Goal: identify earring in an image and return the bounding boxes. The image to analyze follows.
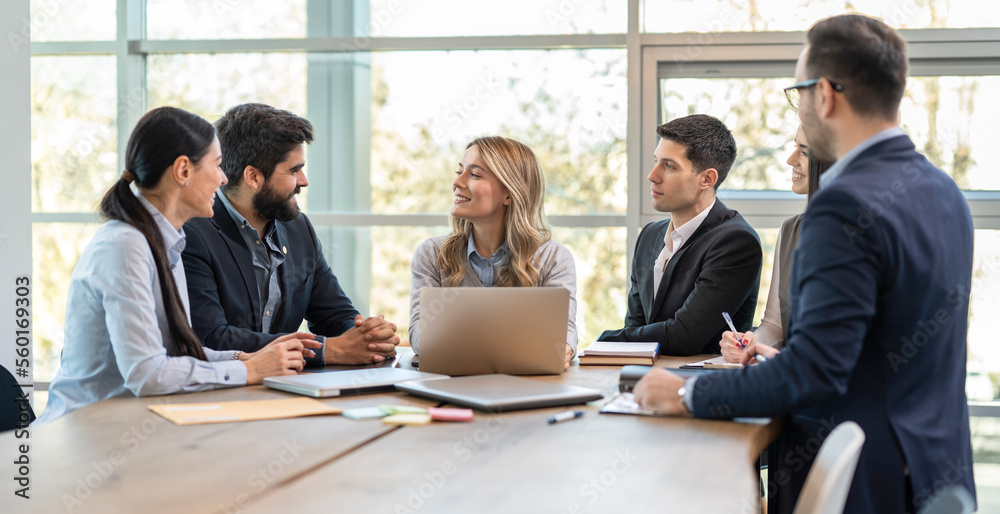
[183,181,189,187]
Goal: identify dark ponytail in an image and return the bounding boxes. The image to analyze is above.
[99,106,215,360]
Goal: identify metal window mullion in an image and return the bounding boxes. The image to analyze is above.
[638,27,1000,49]
[135,34,626,54]
[116,0,146,173]
[306,0,373,312]
[625,0,642,276]
[30,41,116,55]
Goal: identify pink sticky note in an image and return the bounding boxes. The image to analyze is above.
[428,407,474,422]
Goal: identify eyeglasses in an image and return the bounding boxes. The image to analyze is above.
[783,78,845,111]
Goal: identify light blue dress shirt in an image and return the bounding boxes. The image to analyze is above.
[466,233,508,287]
[36,193,247,424]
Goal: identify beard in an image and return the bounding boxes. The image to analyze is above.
[799,101,837,163]
[252,181,301,222]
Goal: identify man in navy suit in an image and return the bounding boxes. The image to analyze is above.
[634,15,976,513]
[598,115,762,355]
[183,103,400,367]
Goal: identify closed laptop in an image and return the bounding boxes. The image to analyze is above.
[264,368,449,398]
[396,374,604,411]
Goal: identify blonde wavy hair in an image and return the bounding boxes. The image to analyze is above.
[438,136,551,287]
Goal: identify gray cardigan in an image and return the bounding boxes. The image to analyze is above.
[408,235,578,355]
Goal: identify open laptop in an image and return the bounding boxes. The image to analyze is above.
[396,374,604,412]
[263,368,448,398]
[418,287,570,375]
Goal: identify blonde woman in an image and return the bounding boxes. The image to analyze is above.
[408,136,577,369]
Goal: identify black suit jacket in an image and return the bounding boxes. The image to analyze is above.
[0,365,33,432]
[691,135,976,513]
[182,194,360,365]
[599,200,762,355]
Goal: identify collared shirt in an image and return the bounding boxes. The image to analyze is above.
[467,233,508,287]
[218,191,285,333]
[819,126,906,188]
[653,199,716,298]
[37,193,246,424]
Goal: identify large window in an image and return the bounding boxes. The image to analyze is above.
[370,49,627,215]
[146,0,307,39]
[643,0,1000,33]
[369,0,627,37]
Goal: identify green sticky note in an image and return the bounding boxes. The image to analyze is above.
[378,405,428,415]
[343,407,392,420]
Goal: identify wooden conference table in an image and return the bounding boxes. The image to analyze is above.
[10,351,780,513]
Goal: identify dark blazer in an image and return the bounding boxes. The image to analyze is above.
[599,200,762,355]
[182,194,360,365]
[690,135,976,513]
[0,365,33,432]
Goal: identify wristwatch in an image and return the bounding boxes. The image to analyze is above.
[677,384,692,414]
[232,351,243,361]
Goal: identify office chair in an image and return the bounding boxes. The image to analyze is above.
[917,485,975,514]
[792,420,866,514]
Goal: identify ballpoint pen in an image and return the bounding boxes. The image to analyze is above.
[548,410,585,424]
[721,312,748,349]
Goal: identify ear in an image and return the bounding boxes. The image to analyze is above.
[701,168,718,190]
[171,155,192,186]
[243,165,263,191]
[816,78,837,119]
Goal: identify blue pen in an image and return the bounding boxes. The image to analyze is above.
[722,312,747,349]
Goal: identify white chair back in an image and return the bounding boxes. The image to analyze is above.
[792,420,866,514]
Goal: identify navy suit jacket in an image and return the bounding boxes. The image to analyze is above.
[690,135,976,513]
[182,194,360,365]
[599,200,762,355]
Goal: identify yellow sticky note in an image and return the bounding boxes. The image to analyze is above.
[379,404,428,415]
[382,413,432,426]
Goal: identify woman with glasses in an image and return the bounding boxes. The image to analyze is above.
[718,125,833,362]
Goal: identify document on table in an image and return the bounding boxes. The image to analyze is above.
[680,355,743,369]
[599,393,769,425]
[149,397,342,426]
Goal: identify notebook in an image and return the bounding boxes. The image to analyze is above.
[417,287,570,375]
[263,368,449,398]
[396,374,604,412]
[578,341,660,366]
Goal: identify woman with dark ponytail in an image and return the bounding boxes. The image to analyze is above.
[37,107,320,423]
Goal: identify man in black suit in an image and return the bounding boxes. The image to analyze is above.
[634,15,976,513]
[599,114,762,355]
[183,103,399,366]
